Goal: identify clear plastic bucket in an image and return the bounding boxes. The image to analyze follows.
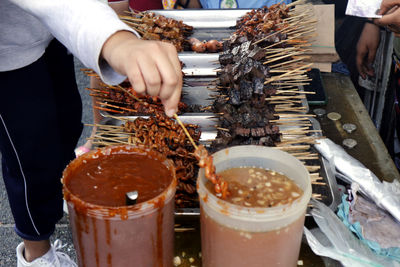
[197,145,311,267]
[62,145,176,267]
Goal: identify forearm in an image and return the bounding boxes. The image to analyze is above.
[10,0,138,85]
[101,30,139,76]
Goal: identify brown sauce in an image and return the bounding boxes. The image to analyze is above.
[63,147,175,267]
[206,166,303,208]
[65,152,172,206]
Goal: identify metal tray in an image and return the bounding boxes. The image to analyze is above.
[180,53,219,77]
[152,9,251,28]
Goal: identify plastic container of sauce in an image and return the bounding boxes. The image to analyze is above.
[197,145,311,267]
[62,145,176,267]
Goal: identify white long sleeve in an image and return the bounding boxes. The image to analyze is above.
[7,0,139,84]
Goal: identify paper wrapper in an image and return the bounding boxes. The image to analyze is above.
[346,0,382,19]
[314,138,400,222]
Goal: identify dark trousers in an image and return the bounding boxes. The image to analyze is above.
[0,39,83,240]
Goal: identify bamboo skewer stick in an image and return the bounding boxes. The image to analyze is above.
[275,145,311,151]
[174,114,198,150]
[263,51,305,65]
[93,106,125,114]
[276,90,315,94]
[266,95,306,101]
[274,122,312,126]
[264,63,313,85]
[270,100,303,104]
[269,56,311,69]
[276,113,316,117]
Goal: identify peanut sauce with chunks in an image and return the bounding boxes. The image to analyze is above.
[206,166,303,208]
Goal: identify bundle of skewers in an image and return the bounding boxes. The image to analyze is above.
[119,10,223,53]
[207,2,326,199]
[119,11,193,52]
[82,72,189,115]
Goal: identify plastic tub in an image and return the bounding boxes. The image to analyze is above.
[197,145,311,267]
[62,145,176,267]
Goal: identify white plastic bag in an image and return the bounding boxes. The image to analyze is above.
[304,199,400,267]
[346,0,382,18]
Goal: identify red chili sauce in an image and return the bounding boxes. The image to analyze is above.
[65,151,172,206]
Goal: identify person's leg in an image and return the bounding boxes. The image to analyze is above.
[0,39,82,262]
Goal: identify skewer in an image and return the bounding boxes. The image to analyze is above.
[270,100,302,104]
[269,56,311,69]
[276,90,315,94]
[117,85,142,102]
[275,107,307,112]
[263,51,304,65]
[274,122,312,126]
[276,113,316,117]
[96,101,138,113]
[276,138,319,146]
[253,27,288,45]
[266,95,306,100]
[85,123,120,128]
[305,165,321,172]
[92,135,131,145]
[93,106,125,114]
[275,145,310,151]
[312,182,327,186]
[216,127,230,132]
[264,63,313,85]
[173,114,198,150]
[270,118,310,122]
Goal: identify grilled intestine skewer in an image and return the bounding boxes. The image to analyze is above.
[174,114,229,199]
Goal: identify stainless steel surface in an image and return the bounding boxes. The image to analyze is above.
[180,53,219,77]
[152,9,251,28]
[309,117,338,210]
[125,190,138,205]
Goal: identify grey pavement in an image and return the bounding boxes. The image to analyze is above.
[0,58,91,266]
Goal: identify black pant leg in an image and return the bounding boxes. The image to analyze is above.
[0,40,83,240]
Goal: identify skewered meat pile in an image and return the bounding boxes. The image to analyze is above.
[88,82,188,115]
[234,4,289,40]
[211,6,290,150]
[211,4,315,150]
[120,11,224,53]
[119,12,193,52]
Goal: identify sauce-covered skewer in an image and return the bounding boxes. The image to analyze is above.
[173,114,229,198]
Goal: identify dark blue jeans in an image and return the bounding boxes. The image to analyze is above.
[0,39,83,240]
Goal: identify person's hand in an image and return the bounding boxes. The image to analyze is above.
[377,0,400,17]
[356,23,380,79]
[376,1,400,35]
[101,31,182,117]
